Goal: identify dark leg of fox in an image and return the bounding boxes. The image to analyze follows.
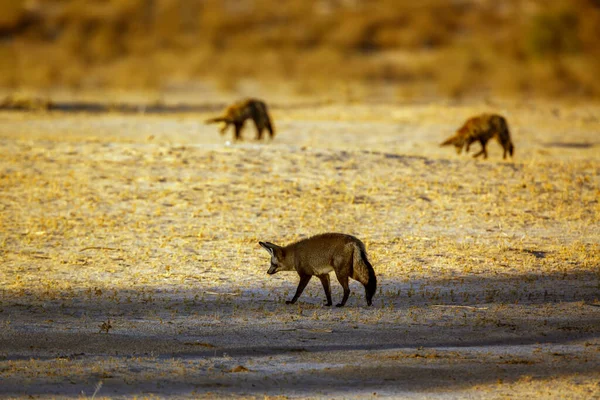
[266,119,274,139]
[473,139,488,158]
[252,118,264,140]
[234,122,244,141]
[335,273,350,307]
[503,142,513,159]
[287,274,311,304]
[318,274,333,306]
[220,123,229,135]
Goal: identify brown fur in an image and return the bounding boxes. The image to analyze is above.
[206,98,275,141]
[259,233,377,307]
[441,113,514,159]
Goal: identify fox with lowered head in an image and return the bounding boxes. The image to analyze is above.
[441,113,514,159]
[259,233,377,307]
[206,98,274,141]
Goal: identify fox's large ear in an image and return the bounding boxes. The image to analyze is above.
[259,241,278,255]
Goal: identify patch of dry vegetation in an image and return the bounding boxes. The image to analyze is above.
[0,0,599,99]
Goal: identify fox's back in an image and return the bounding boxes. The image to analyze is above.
[460,114,507,141]
[286,233,363,265]
[224,99,254,121]
[224,98,266,121]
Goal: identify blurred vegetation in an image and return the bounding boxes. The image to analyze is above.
[1,0,599,99]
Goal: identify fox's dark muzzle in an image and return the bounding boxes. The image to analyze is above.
[267,266,277,274]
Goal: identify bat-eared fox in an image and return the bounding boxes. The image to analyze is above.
[206,98,274,141]
[441,113,514,159]
[259,233,377,307]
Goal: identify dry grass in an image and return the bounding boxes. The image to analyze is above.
[0,98,599,397]
[1,0,600,100]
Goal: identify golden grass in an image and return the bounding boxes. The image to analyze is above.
[0,0,599,99]
[0,100,598,295]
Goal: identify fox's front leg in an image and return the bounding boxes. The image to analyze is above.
[474,146,488,158]
[287,274,311,304]
[219,122,229,135]
[473,139,488,158]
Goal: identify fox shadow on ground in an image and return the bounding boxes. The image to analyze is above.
[2,269,598,350]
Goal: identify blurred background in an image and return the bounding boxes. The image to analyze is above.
[1,0,599,101]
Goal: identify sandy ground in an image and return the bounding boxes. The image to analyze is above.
[0,98,599,398]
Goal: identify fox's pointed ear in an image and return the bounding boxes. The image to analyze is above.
[259,241,277,255]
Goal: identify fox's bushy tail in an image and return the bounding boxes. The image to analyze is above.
[499,117,514,157]
[352,242,377,306]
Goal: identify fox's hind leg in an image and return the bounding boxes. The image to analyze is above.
[318,275,333,306]
[287,274,311,305]
[234,122,244,141]
[266,118,275,139]
[334,273,350,307]
[252,118,265,140]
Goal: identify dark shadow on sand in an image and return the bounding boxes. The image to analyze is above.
[544,142,596,149]
[1,269,598,396]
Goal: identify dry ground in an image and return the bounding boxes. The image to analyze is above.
[0,98,599,398]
